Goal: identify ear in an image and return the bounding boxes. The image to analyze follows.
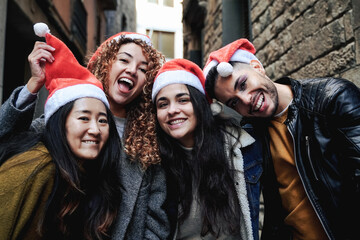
[249,60,266,75]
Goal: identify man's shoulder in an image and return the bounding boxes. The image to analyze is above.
[299,77,358,97]
[282,77,357,100]
[287,76,354,89]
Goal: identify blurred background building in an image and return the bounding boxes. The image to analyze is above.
[136,0,183,61]
[0,0,124,116]
[1,0,359,113]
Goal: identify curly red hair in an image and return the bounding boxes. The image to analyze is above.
[87,37,165,169]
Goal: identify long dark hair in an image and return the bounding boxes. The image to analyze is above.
[156,85,241,237]
[0,100,121,240]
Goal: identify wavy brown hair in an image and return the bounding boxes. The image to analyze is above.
[87,37,165,169]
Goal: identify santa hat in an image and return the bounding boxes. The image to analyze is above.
[203,38,262,78]
[152,59,208,102]
[87,31,152,68]
[33,23,109,123]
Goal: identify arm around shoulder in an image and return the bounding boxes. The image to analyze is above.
[0,86,41,138]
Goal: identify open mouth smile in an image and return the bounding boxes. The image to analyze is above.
[118,78,134,91]
[254,94,264,111]
[251,92,264,113]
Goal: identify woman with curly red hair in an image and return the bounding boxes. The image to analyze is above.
[0,29,169,239]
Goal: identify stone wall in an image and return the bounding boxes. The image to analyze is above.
[251,0,360,85]
[203,0,223,65]
[199,0,360,85]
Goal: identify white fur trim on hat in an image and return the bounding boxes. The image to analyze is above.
[44,84,109,123]
[113,33,152,46]
[203,59,218,78]
[152,70,205,101]
[230,49,262,66]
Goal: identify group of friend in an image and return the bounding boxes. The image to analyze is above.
[0,22,359,240]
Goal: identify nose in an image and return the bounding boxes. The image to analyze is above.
[126,62,137,76]
[236,92,252,105]
[88,120,100,135]
[168,103,180,115]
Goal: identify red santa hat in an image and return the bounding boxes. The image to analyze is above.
[203,38,262,78]
[152,59,209,102]
[87,31,152,68]
[33,23,109,123]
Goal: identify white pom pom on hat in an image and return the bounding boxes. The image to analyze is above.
[33,22,50,37]
[203,38,262,78]
[216,62,233,78]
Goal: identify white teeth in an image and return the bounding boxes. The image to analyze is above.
[83,141,98,144]
[119,78,134,87]
[254,95,264,111]
[169,119,185,125]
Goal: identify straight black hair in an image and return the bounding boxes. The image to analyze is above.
[157,85,241,237]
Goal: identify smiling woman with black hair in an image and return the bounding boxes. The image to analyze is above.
[152,59,262,240]
[0,25,121,240]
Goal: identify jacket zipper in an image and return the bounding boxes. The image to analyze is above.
[287,126,332,239]
[305,136,319,181]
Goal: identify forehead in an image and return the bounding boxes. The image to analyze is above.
[213,63,252,98]
[117,43,147,60]
[157,84,189,99]
[72,98,106,111]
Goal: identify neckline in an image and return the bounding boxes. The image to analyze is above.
[274,99,293,118]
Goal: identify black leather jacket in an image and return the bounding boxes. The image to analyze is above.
[256,77,360,240]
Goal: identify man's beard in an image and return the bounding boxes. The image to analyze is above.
[266,79,279,118]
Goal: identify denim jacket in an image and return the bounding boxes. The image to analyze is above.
[237,123,263,240]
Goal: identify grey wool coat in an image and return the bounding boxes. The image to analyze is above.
[0,86,170,239]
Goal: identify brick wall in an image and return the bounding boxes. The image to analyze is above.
[203,0,223,65]
[251,0,360,85]
[199,0,360,85]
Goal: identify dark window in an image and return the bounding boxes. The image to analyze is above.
[71,0,87,51]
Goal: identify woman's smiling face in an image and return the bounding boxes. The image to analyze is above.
[156,84,197,148]
[107,43,148,110]
[65,98,109,160]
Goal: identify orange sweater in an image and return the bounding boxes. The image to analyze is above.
[269,112,327,240]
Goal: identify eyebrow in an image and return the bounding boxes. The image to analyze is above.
[156,93,189,103]
[118,51,148,66]
[118,51,132,58]
[75,110,108,117]
[234,77,240,91]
